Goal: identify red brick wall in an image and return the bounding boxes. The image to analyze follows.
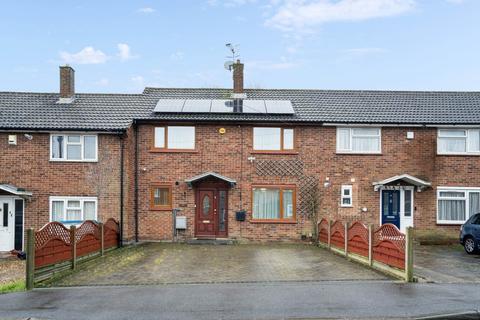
[136,124,480,241]
[0,132,123,243]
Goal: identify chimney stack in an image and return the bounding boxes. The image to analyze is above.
[59,65,75,103]
[233,59,244,94]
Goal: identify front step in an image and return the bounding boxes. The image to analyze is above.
[186,238,234,245]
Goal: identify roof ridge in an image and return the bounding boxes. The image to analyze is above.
[0,91,144,96]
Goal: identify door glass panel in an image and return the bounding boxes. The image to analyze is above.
[202,195,211,216]
[382,192,389,216]
[2,203,8,227]
[218,191,226,232]
[404,190,412,217]
[392,192,399,215]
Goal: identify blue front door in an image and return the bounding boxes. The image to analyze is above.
[382,190,400,228]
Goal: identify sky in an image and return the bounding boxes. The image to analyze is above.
[0,0,479,93]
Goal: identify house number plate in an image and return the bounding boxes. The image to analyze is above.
[203,220,210,223]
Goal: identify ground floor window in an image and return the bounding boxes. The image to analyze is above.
[50,197,97,224]
[437,188,480,224]
[252,185,295,220]
[150,185,172,210]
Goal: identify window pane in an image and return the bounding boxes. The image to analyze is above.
[67,135,81,143]
[438,138,466,153]
[153,188,170,206]
[154,127,165,148]
[404,190,412,217]
[51,135,64,159]
[67,200,81,208]
[253,188,280,219]
[283,190,294,218]
[283,129,294,150]
[337,128,350,150]
[352,137,380,152]
[342,197,351,205]
[84,136,97,160]
[352,128,379,136]
[439,191,465,198]
[439,129,466,137]
[468,130,480,152]
[52,201,64,222]
[67,145,81,160]
[469,192,480,217]
[253,128,281,150]
[343,188,350,196]
[167,126,195,149]
[84,201,96,220]
[438,199,465,221]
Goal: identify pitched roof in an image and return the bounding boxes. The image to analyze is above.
[1,88,480,132]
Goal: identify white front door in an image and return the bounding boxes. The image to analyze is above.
[0,198,14,251]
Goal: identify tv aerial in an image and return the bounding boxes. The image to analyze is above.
[225,43,239,71]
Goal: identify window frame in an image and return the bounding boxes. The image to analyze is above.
[340,185,353,207]
[149,184,173,211]
[50,133,98,162]
[252,127,296,153]
[152,126,196,152]
[437,187,480,224]
[49,196,98,224]
[251,184,297,223]
[336,127,382,154]
[437,129,480,155]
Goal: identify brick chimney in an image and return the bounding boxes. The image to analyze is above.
[233,59,244,94]
[58,65,75,103]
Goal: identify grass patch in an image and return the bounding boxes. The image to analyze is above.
[0,280,25,294]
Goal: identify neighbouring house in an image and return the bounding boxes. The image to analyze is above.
[1,62,480,250]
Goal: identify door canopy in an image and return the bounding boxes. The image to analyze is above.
[0,184,32,196]
[185,172,236,188]
[373,174,431,192]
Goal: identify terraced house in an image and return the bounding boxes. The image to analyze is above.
[1,62,480,251]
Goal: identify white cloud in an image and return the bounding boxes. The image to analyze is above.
[137,7,155,13]
[170,51,184,61]
[117,43,137,61]
[343,47,387,55]
[207,0,257,7]
[265,0,416,32]
[60,47,109,64]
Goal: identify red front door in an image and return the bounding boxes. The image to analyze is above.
[196,189,216,237]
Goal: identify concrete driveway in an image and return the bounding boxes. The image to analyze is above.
[48,243,387,287]
[415,244,480,283]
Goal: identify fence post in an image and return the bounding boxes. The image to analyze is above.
[327,220,332,250]
[405,227,414,282]
[70,225,77,270]
[368,224,374,267]
[25,228,35,290]
[344,222,349,257]
[100,223,105,256]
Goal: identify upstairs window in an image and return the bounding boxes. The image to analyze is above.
[51,134,97,161]
[253,127,294,151]
[154,126,195,150]
[340,185,353,207]
[50,197,97,224]
[437,129,480,155]
[337,128,381,154]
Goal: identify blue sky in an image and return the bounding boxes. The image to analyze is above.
[0,0,479,93]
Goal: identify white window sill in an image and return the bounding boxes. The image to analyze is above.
[336,151,382,155]
[340,204,353,208]
[50,159,98,163]
[437,152,480,156]
[436,220,465,225]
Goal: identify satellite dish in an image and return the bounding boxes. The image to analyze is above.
[224,61,234,71]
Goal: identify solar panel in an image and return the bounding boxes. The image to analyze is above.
[182,99,211,113]
[210,99,234,113]
[242,100,266,114]
[153,99,185,112]
[265,100,295,114]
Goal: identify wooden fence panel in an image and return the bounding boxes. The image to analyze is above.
[330,220,345,250]
[373,224,406,270]
[318,218,329,245]
[347,221,369,258]
[104,218,119,249]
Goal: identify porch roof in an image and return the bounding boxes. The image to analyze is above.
[372,174,431,192]
[0,184,33,196]
[185,172,236,188]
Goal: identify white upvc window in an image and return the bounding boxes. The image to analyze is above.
[336,127,381,154]
[49,196,98,224]
[50,134,98,162]
[154,126,195,150]
[437,187,480,224]
[340,185,353,207]
[437,129,480,155]
[253,127,294,151]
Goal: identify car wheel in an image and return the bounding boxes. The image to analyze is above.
[464,237,476,254]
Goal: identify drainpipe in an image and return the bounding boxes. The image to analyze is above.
[119,134,124,247]
[134,121,139,242]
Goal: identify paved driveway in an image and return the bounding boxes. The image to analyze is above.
[49,243,387,286]
[415,244,480,283]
